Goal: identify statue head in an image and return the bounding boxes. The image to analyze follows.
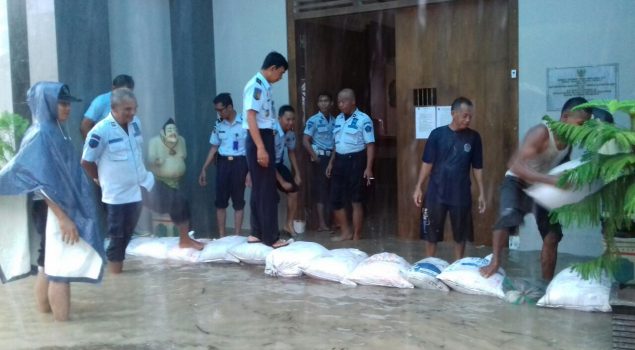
[162,118,178,143]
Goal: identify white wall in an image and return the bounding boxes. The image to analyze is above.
[0,0,12,113]
[26,0,58,84]
[517,0,635,256]
[108,0,176,139]
[213,0,289,231]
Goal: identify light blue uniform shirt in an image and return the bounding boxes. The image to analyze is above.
[242,72,275,129]
[209,113,247,156]
[81,114,155,204]
[303,112,335,151]
[84,91,112,122]
[274,121,296,164]
[333,108,375,155]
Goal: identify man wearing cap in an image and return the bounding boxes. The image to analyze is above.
[274,105,302,237]
[412,97,486,261]
[303,91,335,232]
[147,118,202,249]
[80,74,134,139]
[243,51,291,248]
[199,93,249,237]
[326,88,375,241]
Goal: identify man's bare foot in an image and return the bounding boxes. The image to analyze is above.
[247,235,262,243]
[331,233,352,242]
[109,261,123,274]
[272,239,291,249]
[179,237,204,250]
[479,261,499,278]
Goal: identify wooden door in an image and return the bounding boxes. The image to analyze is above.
[395,0,519,244]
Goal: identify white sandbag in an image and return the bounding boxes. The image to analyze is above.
[536,267,612,312]
[344,252,414,288]
[405,257,450,292]
[265,241,329,277]
[198,235,246,263]
[300,248,368,285]
[164,238,213,263]
[524,159,602,210]
[437,254,506,298]
[126,237,179,260]
[228,242,274,265]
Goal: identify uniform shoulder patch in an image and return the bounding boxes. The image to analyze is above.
[365,124,373,133]
[256,77,263,86]
[88,134,101,148]
[253,87,262,101]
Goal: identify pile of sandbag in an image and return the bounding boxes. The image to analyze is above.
[126,236,614,313]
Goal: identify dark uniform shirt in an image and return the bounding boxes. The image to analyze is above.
[422,126,483,207]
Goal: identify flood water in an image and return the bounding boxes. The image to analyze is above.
[0,231,611,349]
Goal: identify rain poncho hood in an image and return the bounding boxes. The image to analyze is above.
[0,81,104,283]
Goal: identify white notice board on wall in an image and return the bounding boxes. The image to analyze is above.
[547,64,618,111]
[415,106,452,139]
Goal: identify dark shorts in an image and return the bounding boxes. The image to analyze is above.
[421,201,473,243]
[143,180,189,224]
[311,155,331,204]
[493,175,563,241]
[215,155,248,210]
[106,201,143,262]
[330,150,367,210]
[276,163,299,193]
[32,199,48,267]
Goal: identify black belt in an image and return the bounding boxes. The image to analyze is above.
[218,155,245,161]
[335,150,365,159]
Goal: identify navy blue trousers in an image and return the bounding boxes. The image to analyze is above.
[246,130,279,246]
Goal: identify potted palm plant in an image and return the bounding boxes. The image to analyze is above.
[543,100,635,282]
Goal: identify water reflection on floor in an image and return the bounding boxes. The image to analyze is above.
[0,232,611,349]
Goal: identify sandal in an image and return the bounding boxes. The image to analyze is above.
[247,236,262,244]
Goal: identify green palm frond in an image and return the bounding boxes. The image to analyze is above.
[543,116,635,152]
[551,175,635,229]
[572,100,635,116]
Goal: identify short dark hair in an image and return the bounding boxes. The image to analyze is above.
[261,51,288,71]
[317,91,332,101]
[561,96,591,115]
[278,105,295,117]
[112,74,134,89]
[213,93,233,107]
[592,107,614,123]
[451,97,473,111]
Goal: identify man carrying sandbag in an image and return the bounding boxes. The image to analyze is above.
[480,97,592,281]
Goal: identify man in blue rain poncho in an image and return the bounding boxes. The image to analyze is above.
[0,82,105,321]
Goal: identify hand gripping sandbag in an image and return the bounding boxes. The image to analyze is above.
[524,159,602,210]
[536,267,612,312]
[265,241,329,277]
[405,257,450,292]
[300,248,368,285]
[344,252,414,288]
[437,254,506,298]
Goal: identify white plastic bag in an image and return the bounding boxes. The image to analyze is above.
[437,254,506,298]
[345,252,414,288]
[265,241,329,277]
[524,159,602,210]
[198,235,246,263]
[536,267,612,312]
[405,257,450,292]
[126,237,179,260]
[300,248,368,285]
[228,242,274,265]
